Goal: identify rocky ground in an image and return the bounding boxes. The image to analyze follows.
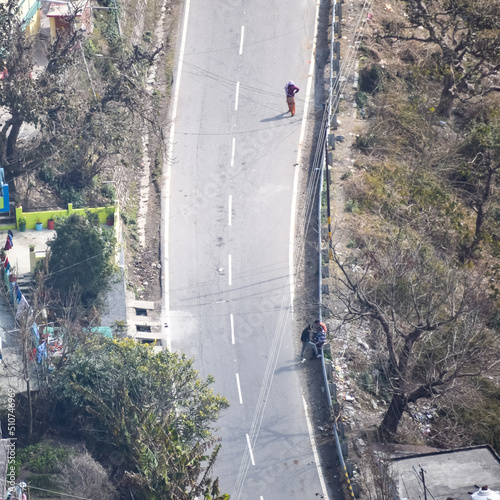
[119,0,182,304]
[289,1,380,498]
[313,2,454,496]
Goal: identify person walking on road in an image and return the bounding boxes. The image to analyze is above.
[300,325,321,362]
[284,81,300,116]
[311,319,327,356]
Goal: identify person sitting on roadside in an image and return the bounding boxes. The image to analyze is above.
[311,319,327,354]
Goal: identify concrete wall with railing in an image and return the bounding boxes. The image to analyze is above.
[15,203,116,230]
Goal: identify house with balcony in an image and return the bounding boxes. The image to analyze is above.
[46,0,92,42]
[1,0,92,41]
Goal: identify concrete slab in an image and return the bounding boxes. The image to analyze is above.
[131,331,162,340]
[130,300,157,310]
[128,317,161,326]
[99,270,127,329]
[392,446,500,500]
[0,292,36,399]
[0,229,55,275]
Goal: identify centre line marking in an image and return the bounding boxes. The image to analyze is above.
[228,194,232,226]
[236,373,243,404]
[234,82,240,111]
[260,497,264,500]
[239,26,245,55]
[230,137,236,167]
[245,434,255,466]
[228,254,232,285]
[230,313,235,344]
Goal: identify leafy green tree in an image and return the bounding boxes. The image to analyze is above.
[52,338,229,499]
[47,214,116,308]
[382,0,500,117]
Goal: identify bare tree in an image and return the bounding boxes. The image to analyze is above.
[361,449,397,500]
[380,0,500,117]
[450,117,500,259]
[0,0,162,182]
[0,0,84,166]
[59,450,119,500]
[329,228,498,438]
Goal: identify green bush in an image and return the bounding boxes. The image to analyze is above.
[59,187,86,208]
[84,38,101,58]
[355,132,378,153]
[17,443,70,474]
[95,12,121,52]
[345,200,360,214]
[355,91,369,109]
[100,182,116,201]
[28,474,62,498]
[38,166,57,185]
[357,371,374,393]
[359,64,385,93]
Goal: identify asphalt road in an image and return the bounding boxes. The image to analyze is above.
[163,0,327,498]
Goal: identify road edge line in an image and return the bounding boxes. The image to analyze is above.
[289,0,321,313]
[302,393,330,500]
[162,0,191,351]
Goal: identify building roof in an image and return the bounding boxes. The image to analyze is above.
[391,446,500,500]
[46,2,82,17]
[44,326,113,339]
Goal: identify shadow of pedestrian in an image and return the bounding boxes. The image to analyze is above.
[274,361,301,375]
[260,112,289,122]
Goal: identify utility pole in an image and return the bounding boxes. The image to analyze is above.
[20,317,33,439]
[413,464,429,500]
[420,466,427,500]
[325,135,332,247]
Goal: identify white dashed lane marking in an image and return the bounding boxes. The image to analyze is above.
[234,82,240,110]
[230,313,235,344]
[236,373,243,404]
[239,26,245,55]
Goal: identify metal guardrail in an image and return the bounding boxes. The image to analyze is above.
[317,0,357,497]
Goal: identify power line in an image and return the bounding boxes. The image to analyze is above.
[28,485,91,500]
